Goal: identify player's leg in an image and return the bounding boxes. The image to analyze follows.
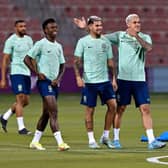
[16,85,31,135]
[44,95,70,151]
[0,85,29,133]
[37,79,69,151]
[99,81,117,148]
[0,94,29,133]
[139,104,166,149]
[44,95,59,132]
[112,80,132,148]
[8,75,31,134]
[105,99,116,130]
[81,84,100,149]
[0,103,16,132]
[99,99,117,149]
[30,98,48,150]
[134,81,166,149]
[15,93,31,134]
[114,105,126,136]
[85,106,100,148]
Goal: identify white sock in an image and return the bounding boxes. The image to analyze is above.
[102,130,110,138]
[146,129,155,144]
[3,108,13,120]
[17,117,25,130]
[54,131,64,145]
[113,128,120,141]
[31,130,43,143]
[88,131,96,144]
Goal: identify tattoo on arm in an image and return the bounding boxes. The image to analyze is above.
[135,35,152,52]
[108,59,116,80]
[74,57,82,78]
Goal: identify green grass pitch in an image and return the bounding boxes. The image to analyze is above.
[0,93,168,168]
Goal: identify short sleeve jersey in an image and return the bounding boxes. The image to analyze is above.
[27,38,65,81]
[74,34,113,83]
[3,34,33,75]
[105,31,152,81]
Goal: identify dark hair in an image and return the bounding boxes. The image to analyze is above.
[42,18,56,30]
[14,20,25,26]
[87,16,102,25]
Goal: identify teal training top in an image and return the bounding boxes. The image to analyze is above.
[3,34,33,76]
[27,38,65,81]
[105,31,152,81]
[74,34,113,83]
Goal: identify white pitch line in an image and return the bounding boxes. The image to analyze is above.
[147,156,168,165]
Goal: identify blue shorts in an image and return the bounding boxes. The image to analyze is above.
[116,79,150,107]
[37,79,58,98]
[10,74,31,95]
[81,81,116,107]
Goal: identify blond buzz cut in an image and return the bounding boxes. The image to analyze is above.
[125,14,139,24]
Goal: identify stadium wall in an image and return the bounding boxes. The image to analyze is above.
[1,67,168,93]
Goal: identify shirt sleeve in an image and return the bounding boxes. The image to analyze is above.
[144,34,152,45]
[74,39,84,58]
[104,31,120,45]
[27,41,41,60]
[59,45,65,64]
[106,39,113,59]
[29,37,34,48]
[3,38,13,55]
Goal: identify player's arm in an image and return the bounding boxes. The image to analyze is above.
[24,55,37,74]
[108,59,117,91]
[0,53,10,88]
[24,55,46,80]
[73,17,87,29]
[52,63,65,87]
[104,32,120,45]
[134,34,152,52]
[74,56,84,87]
[127,29,152,52]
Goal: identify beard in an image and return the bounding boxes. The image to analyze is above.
[18,31,26,37]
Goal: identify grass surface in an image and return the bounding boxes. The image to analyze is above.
[0,93,168,168]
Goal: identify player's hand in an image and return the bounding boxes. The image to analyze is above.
[51,79,59,87]
[76,76,85,87]
[37,73,46,80]
[73,17,87,29]
[112,79,118,92]
[0,79,7,88]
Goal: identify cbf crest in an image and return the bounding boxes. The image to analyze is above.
[101,43,107,52]
[48,85,53,93]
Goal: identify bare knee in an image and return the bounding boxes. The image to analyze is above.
[23,99,29,106]
[140,104,150,115]
[117,105,126,115]
[85,107,94,119]
[107,99,117,113]
[16,94,29,107]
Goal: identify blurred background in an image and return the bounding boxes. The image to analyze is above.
[0,0,168,93]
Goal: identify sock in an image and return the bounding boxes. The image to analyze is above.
[3,108,13,120]
[88,131,96,144]
[146,129,155,144]
[102,130,110,138]
[31,130,43,143]
[54,131,64,145]
[113,128,120,141]
[17,117,25,131]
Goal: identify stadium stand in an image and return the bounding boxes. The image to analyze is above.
[0,0,166,66]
